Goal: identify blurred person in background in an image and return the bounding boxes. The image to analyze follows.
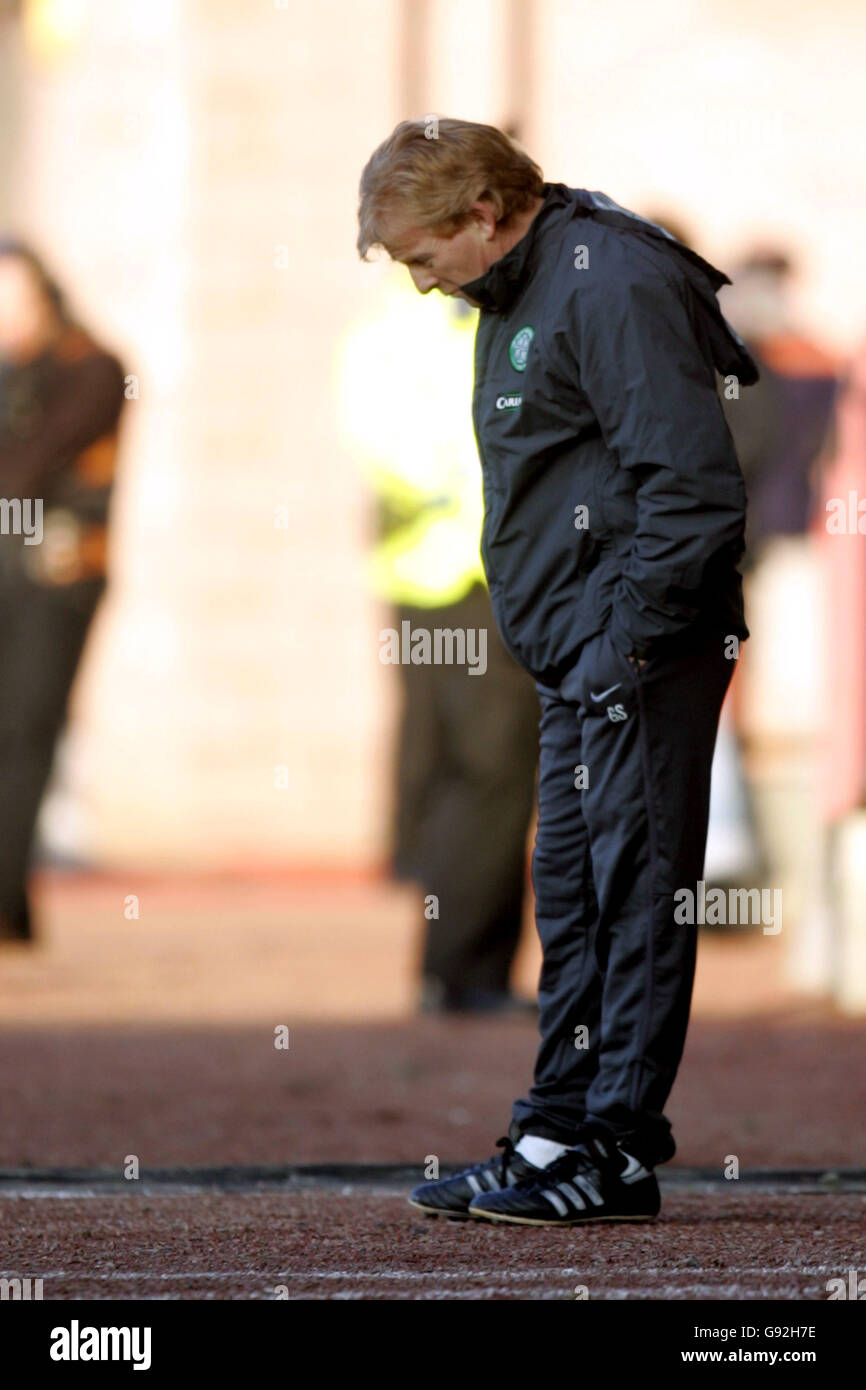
[717,251,838,915]
[814,338,866,1007]
[719,249,838,562]
[0,240,127,944]
[818,339,866,822]
[337,270,539,1016]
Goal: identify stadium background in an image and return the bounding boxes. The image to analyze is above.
[1,0,866,1302]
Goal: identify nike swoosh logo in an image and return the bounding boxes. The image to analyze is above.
[590,683,621,701]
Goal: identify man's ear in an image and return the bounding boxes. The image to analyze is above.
[469,199,499,239]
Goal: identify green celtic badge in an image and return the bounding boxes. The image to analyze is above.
[509,325,534,372]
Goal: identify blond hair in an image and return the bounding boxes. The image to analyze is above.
[357,118,544,259]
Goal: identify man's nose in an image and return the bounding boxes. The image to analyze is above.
[408,265,438,294]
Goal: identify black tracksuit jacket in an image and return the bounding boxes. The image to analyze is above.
[459,184,759,687]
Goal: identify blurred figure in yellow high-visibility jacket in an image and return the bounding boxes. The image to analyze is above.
[337,272,539,1015]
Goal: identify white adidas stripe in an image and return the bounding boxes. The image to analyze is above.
[559,1182,587,1211]
[541,1189,570,1217]
[573,1175,605,1206]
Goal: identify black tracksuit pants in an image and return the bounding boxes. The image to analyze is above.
[511,622,736,1166]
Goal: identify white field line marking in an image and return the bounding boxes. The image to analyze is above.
[0,1187,414,1198]
[0,1269,592,1283]
[602,1285,811,1300]
[0,1188,414,1201]
[321,1289,575,1301]
[20,1283,818,1302]
[0,1190,113,1200]
[324,1285,810,1300]
[1,1182,862,1198]
[37,1284,817,1302]
[0,1188,230,1200]
[2,1265,843,1283]
[319,1286,815,1301]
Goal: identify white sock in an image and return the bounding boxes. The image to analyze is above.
[514,1134,570,1169]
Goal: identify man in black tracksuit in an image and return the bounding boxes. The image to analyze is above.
[358,119,758,1225]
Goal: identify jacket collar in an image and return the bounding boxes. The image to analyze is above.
[459,182,572,313]
[459,182,759,384]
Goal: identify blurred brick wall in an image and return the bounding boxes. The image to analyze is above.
[17,0,402,867]
[9,0,866,868]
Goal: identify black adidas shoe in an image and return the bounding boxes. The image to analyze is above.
[408,1131,544,1219]
[468,1129,660,1226]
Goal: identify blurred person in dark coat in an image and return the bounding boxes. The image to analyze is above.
[0,241,127,943]
[712,250,838,895]
[719,249,838,564]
